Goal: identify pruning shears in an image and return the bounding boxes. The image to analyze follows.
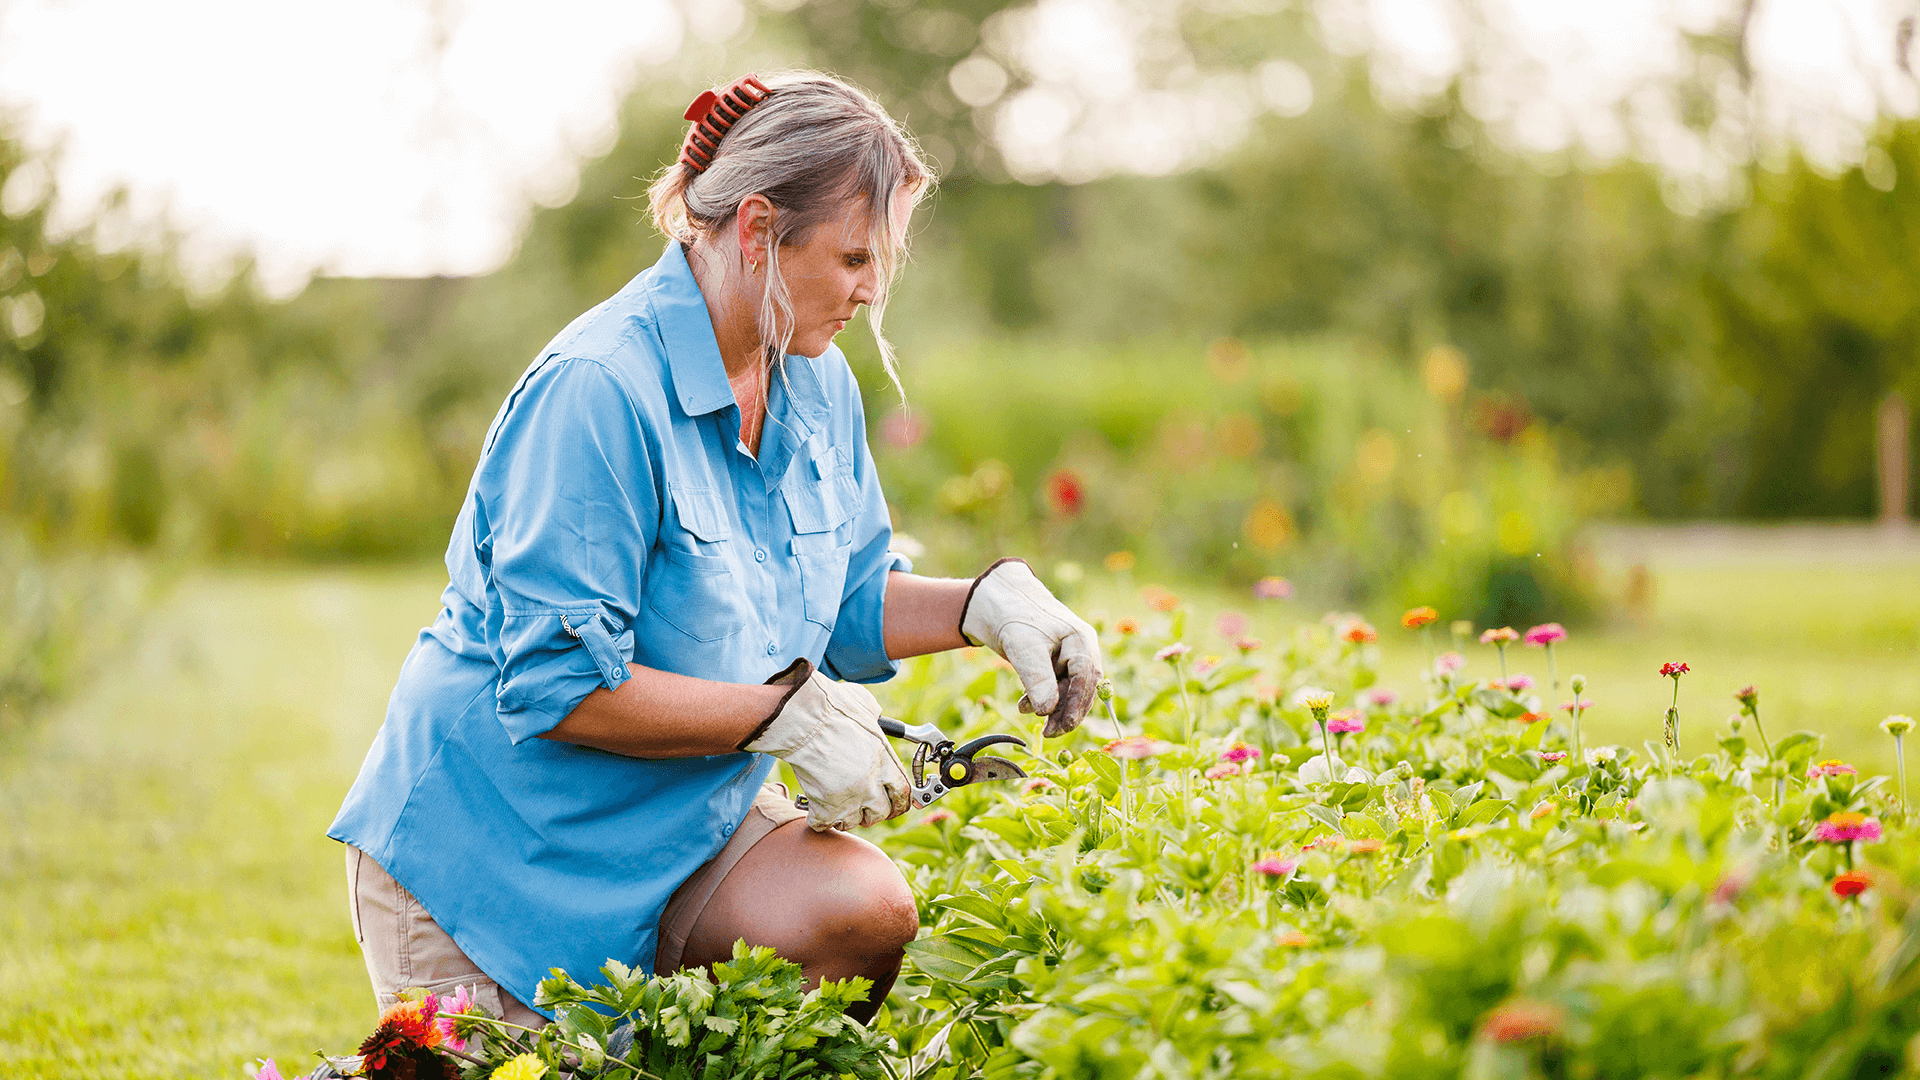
[879,717,1027,807]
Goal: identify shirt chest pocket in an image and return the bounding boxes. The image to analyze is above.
[784,445,861,631]
[646,482,753,643]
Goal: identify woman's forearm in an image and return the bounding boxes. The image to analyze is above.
[540,666,787,758]
[882,570,971,660]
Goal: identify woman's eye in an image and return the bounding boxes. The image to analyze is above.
[844,254,870,268]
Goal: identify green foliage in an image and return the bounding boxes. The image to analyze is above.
[868,602,1920,1079]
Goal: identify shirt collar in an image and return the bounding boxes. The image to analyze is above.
[646,240,835,429]
[647,241,736,418]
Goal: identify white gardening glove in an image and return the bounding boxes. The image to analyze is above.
[741,659,911,832]
[959,558,1105,738]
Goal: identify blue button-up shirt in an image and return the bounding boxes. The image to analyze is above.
[328,241,908,1013]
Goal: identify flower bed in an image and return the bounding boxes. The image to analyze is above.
[258,598,1920,1079]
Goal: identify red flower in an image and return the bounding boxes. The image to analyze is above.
[1659,661,1689,678]
[1480,1000,1564,1042]
[1045,469,1085,516]
[357,997,455,1079]
[1832,871,1871,898]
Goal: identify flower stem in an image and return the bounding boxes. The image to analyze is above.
[458,1016,662,1079]
[1174,656,1194,829]
[1546,644,1558,696]
[1318,717,1333,780]
[1496,643,1508,682]
[1748,702,1774,761]
[1898,734,1909,817]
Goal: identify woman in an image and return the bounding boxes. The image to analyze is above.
[328,71,1104,1029]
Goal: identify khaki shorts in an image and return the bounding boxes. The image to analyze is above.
[347,783,807,1026]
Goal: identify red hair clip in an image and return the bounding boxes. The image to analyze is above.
[679,74,773,173]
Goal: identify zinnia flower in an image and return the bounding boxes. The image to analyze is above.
[1141,585,1181,611]
[1045,469,1084,516]
[1339,618,1378,644]
[1252,576,1292,600]
[1251,857,1298,877]
[492,1054,549,1080]
[358,996,448,1075]
[1433,652,1465,674]
[434,984,477,1053]
[1883,715,1914,736]
[1104,735,1174,760]
[1216,612,1250,638]
[1560,698,1592,713]
[1498,673,1535,691]
[1807,760,1858,778]
[1480,627,1519,645]
[1529,800,1556,820]
[1523,623,1566,646]
[252,1061,286,1080]
[1659,661,1689,678]
[1274,929,1311,947]
[1234,636,1264,653]
[1104,550,1136,572]
[1365,689,1398,708]
[1154,643,1192,662]
[1735,685,1759,711]
[1293,687,1335,715]
[1348,838,1385,853]
[1220,742,1263,764]
[1402,606,1438,629]
[1814,812,1883,843]
[1204,763,1240,780]
[1115,618,1139,636]
[1326,711,1365,734]
[923,807,957,824]
[1517,711,1549,725]
[1540,751,1567,763]
[1832,870,1871,898]
[1020,777,1057,795]
[1480,1000,1564,1042]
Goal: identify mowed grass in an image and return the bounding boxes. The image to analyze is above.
[1,533,1916,1076]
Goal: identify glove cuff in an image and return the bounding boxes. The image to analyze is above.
[959,557,1027,646]
[737,657,814,751]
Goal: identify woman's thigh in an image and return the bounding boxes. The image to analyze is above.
[677,820,919,988]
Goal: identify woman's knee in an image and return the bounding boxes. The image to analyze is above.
[802,833,919,957]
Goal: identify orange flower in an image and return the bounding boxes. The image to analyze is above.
[1274,929,1311,947]
[1402,606,1438,629]
[1517,711,1549,725]
[1348,838,1385,854]
[1141,585,1181,612]
[1480,1000,1563,1042]
[1115,617,1139,636]
[1104,550,1137,572]
[1479,627,1519,645]
[1832,870,1871,898]
[1340,619,1378,644]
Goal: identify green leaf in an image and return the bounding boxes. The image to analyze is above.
[1303,802,1345,833]
[904,934,1003,983]
[1456,799,1512,827]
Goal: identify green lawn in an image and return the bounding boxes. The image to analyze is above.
[2,533,1916,1076]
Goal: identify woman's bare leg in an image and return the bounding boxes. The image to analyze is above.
[677,819,918,1023]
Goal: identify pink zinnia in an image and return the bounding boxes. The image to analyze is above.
[1020,777,1057,795]
[1365,688,1398,708]
[1659,661,1689,678]
[1814,813,1883,843]
[1155,643,1192,662]
[1807,760,1857,778]
[1216,612,1250,638]
[1560,698,1592,713]
[1480,627,1519,645]
[434,984,475,1053]
[1326,711,1365,734]
[1252,576,1292,600]
[1104,735,1174,760]
[1523,623,1566,647]
[1204,763,1240,780]
[923,807,957,824]
[1220,742,1263,764]
[1234,637,1264,653]
[1540,751,1567,763]
[1434,652,1466,674]
[252,1061,286,1080]
[1497,673,1535,691]
[1251,857,1297,877]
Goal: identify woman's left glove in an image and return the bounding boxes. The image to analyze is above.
[740,659,912,832]
[960,558,1105,738]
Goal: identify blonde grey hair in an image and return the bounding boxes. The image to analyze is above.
[649,71,934,392]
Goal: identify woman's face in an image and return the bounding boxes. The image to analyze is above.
[773,189,911,358]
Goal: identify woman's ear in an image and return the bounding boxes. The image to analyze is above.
[734,194,775,269]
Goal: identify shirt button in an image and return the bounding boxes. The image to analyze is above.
[755,549,766,562]
[721,822,734,837]
[767,642,778,655]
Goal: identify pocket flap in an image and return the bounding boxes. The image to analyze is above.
[668,482,733,542]
[783,474,859,534]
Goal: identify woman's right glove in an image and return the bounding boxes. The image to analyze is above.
[740,659,911,832]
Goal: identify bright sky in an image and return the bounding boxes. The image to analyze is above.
[0,0,1910,294]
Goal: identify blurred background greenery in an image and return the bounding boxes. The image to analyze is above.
[0,0,1915,684]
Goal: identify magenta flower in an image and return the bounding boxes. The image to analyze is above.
[1807,760,1858,778]
[1659,661,1689,678]
[1814,813,1883,843]
[1251,857,1298,877]
[252,1061,286,1080]
[1523,623,1567,646]
[1220,742,1263,764]
[1204,763,1240,780]
[1560,698,1592,713]
[1252,576,1292,600]
[1365,688,1398,708]
[1497,673,1535,691]
[1326,711,1365,734]
[1434,652,1466,674]
[1155,643,1192,662]
[1104,735,1174,760]
[1540,751,1567,763]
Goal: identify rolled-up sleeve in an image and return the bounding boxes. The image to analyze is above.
[821,421,909,685]
[473,358,656,743]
